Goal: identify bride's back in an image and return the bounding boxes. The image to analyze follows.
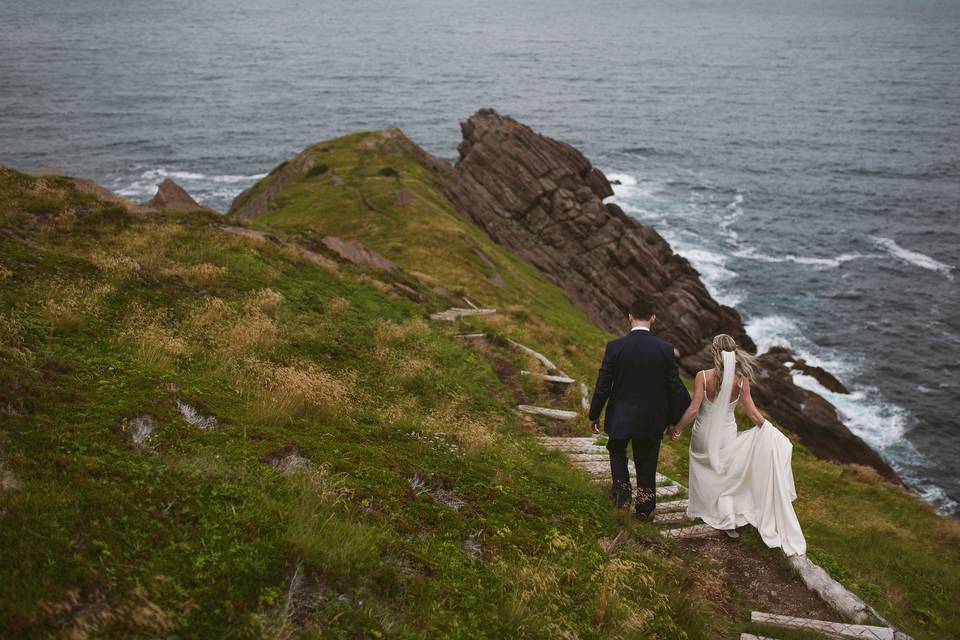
[701,368,743,404]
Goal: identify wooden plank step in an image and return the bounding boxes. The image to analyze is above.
[579,382,590,412]
[520,371,577,384]
[430,307,496,321]
[656,484,683,498]
[653,510,689,525]
[660,524,721,539]
[518,405,578,421]
[655,498,689,512]
[507,339,559,371]
[786,554,883,624]
[741,635,781,640]
[750,612,895,640]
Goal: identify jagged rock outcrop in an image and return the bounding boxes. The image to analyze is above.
[146,178,204,212]
[439,109,897,481]
[438,109,752,358]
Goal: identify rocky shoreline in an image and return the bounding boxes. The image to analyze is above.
[54,109,899,483]
[436,109,898,482]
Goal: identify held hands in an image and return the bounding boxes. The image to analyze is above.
[668,425,683,441]
[590,421,601,436]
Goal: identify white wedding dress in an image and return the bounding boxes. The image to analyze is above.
[687,350,806,556]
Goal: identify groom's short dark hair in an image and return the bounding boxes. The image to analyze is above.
[628,299,655,319]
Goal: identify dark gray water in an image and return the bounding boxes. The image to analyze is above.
[2,0,958,513]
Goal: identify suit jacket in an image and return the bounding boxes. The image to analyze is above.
[588,329,691,440]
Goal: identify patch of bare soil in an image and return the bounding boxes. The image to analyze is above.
[469,338,525,405]
[680,536,838,621]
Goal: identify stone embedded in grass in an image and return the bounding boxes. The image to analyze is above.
[268,446,314,475]
[409,473,466,511]
[126,414,156,447]
[175,399,218,431]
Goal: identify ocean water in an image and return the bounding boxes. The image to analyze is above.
[1,0,957,513]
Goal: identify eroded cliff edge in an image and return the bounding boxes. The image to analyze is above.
[438,109,896,481]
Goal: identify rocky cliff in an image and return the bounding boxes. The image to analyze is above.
[439,109,897,481]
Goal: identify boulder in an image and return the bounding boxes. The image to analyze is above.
[146,178,204,212]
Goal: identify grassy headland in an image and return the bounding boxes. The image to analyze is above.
[0,128,958,639]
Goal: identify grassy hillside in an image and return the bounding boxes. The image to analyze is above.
[1,134,958,640]
[0,169,717,638]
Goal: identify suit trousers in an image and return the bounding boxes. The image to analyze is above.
[606,435,661,515]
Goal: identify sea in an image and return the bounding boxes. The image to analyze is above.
[1,0,957,514]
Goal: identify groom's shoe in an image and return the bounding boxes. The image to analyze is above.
[635,509,655,522]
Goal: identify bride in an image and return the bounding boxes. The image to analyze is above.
[668,334,806,556]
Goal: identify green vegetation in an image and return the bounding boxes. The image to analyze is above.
[0,169,716,638]
[1,128,958,639]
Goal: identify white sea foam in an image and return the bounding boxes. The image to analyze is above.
[604,170,663,201]
[749,312,958,515]
[745,315,799,353]
[871,236,955,279]
[114,167,267,204]
[733,247,875,269]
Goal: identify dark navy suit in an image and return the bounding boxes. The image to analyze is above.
[588,328,691,514]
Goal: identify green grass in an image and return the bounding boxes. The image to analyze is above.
[0,169,725,638]
[3,132,959,640]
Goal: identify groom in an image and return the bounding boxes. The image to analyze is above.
[588,299,691,519]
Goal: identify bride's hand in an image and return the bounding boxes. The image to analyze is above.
[669,426,681,441]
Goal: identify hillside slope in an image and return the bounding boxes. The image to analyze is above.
[1,114,958,638]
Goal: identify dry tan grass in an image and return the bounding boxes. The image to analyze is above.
[36,585,175,640]
[594,558,657,634]
[0,313,23,349]
[121,303,189,368]
[0,264,12,280]
[423,397,498,450]
[88,251,142,283]
[244,287,284,313]
[373,318,431,356]
[183,296,232,342]
[240,358,351,423]
[162,262,227,288]
[326,296,350,316]
[505,560,578,640]
[108,223,182,271]
[43,279,114,331]
[222,311,279,355]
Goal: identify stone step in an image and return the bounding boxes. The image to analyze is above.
[741,635,781,640]
[660,524,721,539]
[750,612,895,640]
[517,405,578,421]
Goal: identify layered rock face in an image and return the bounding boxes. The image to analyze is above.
[438,109,751,359]
[440,109,897,481]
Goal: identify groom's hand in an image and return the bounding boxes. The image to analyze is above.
[590,421,600,436]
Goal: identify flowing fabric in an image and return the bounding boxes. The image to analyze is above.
[687,350,807,556]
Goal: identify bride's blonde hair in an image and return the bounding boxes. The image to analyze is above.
[712,334,759,383]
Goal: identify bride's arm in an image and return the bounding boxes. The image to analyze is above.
[669,372,704,439]
[739,378,766,427]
